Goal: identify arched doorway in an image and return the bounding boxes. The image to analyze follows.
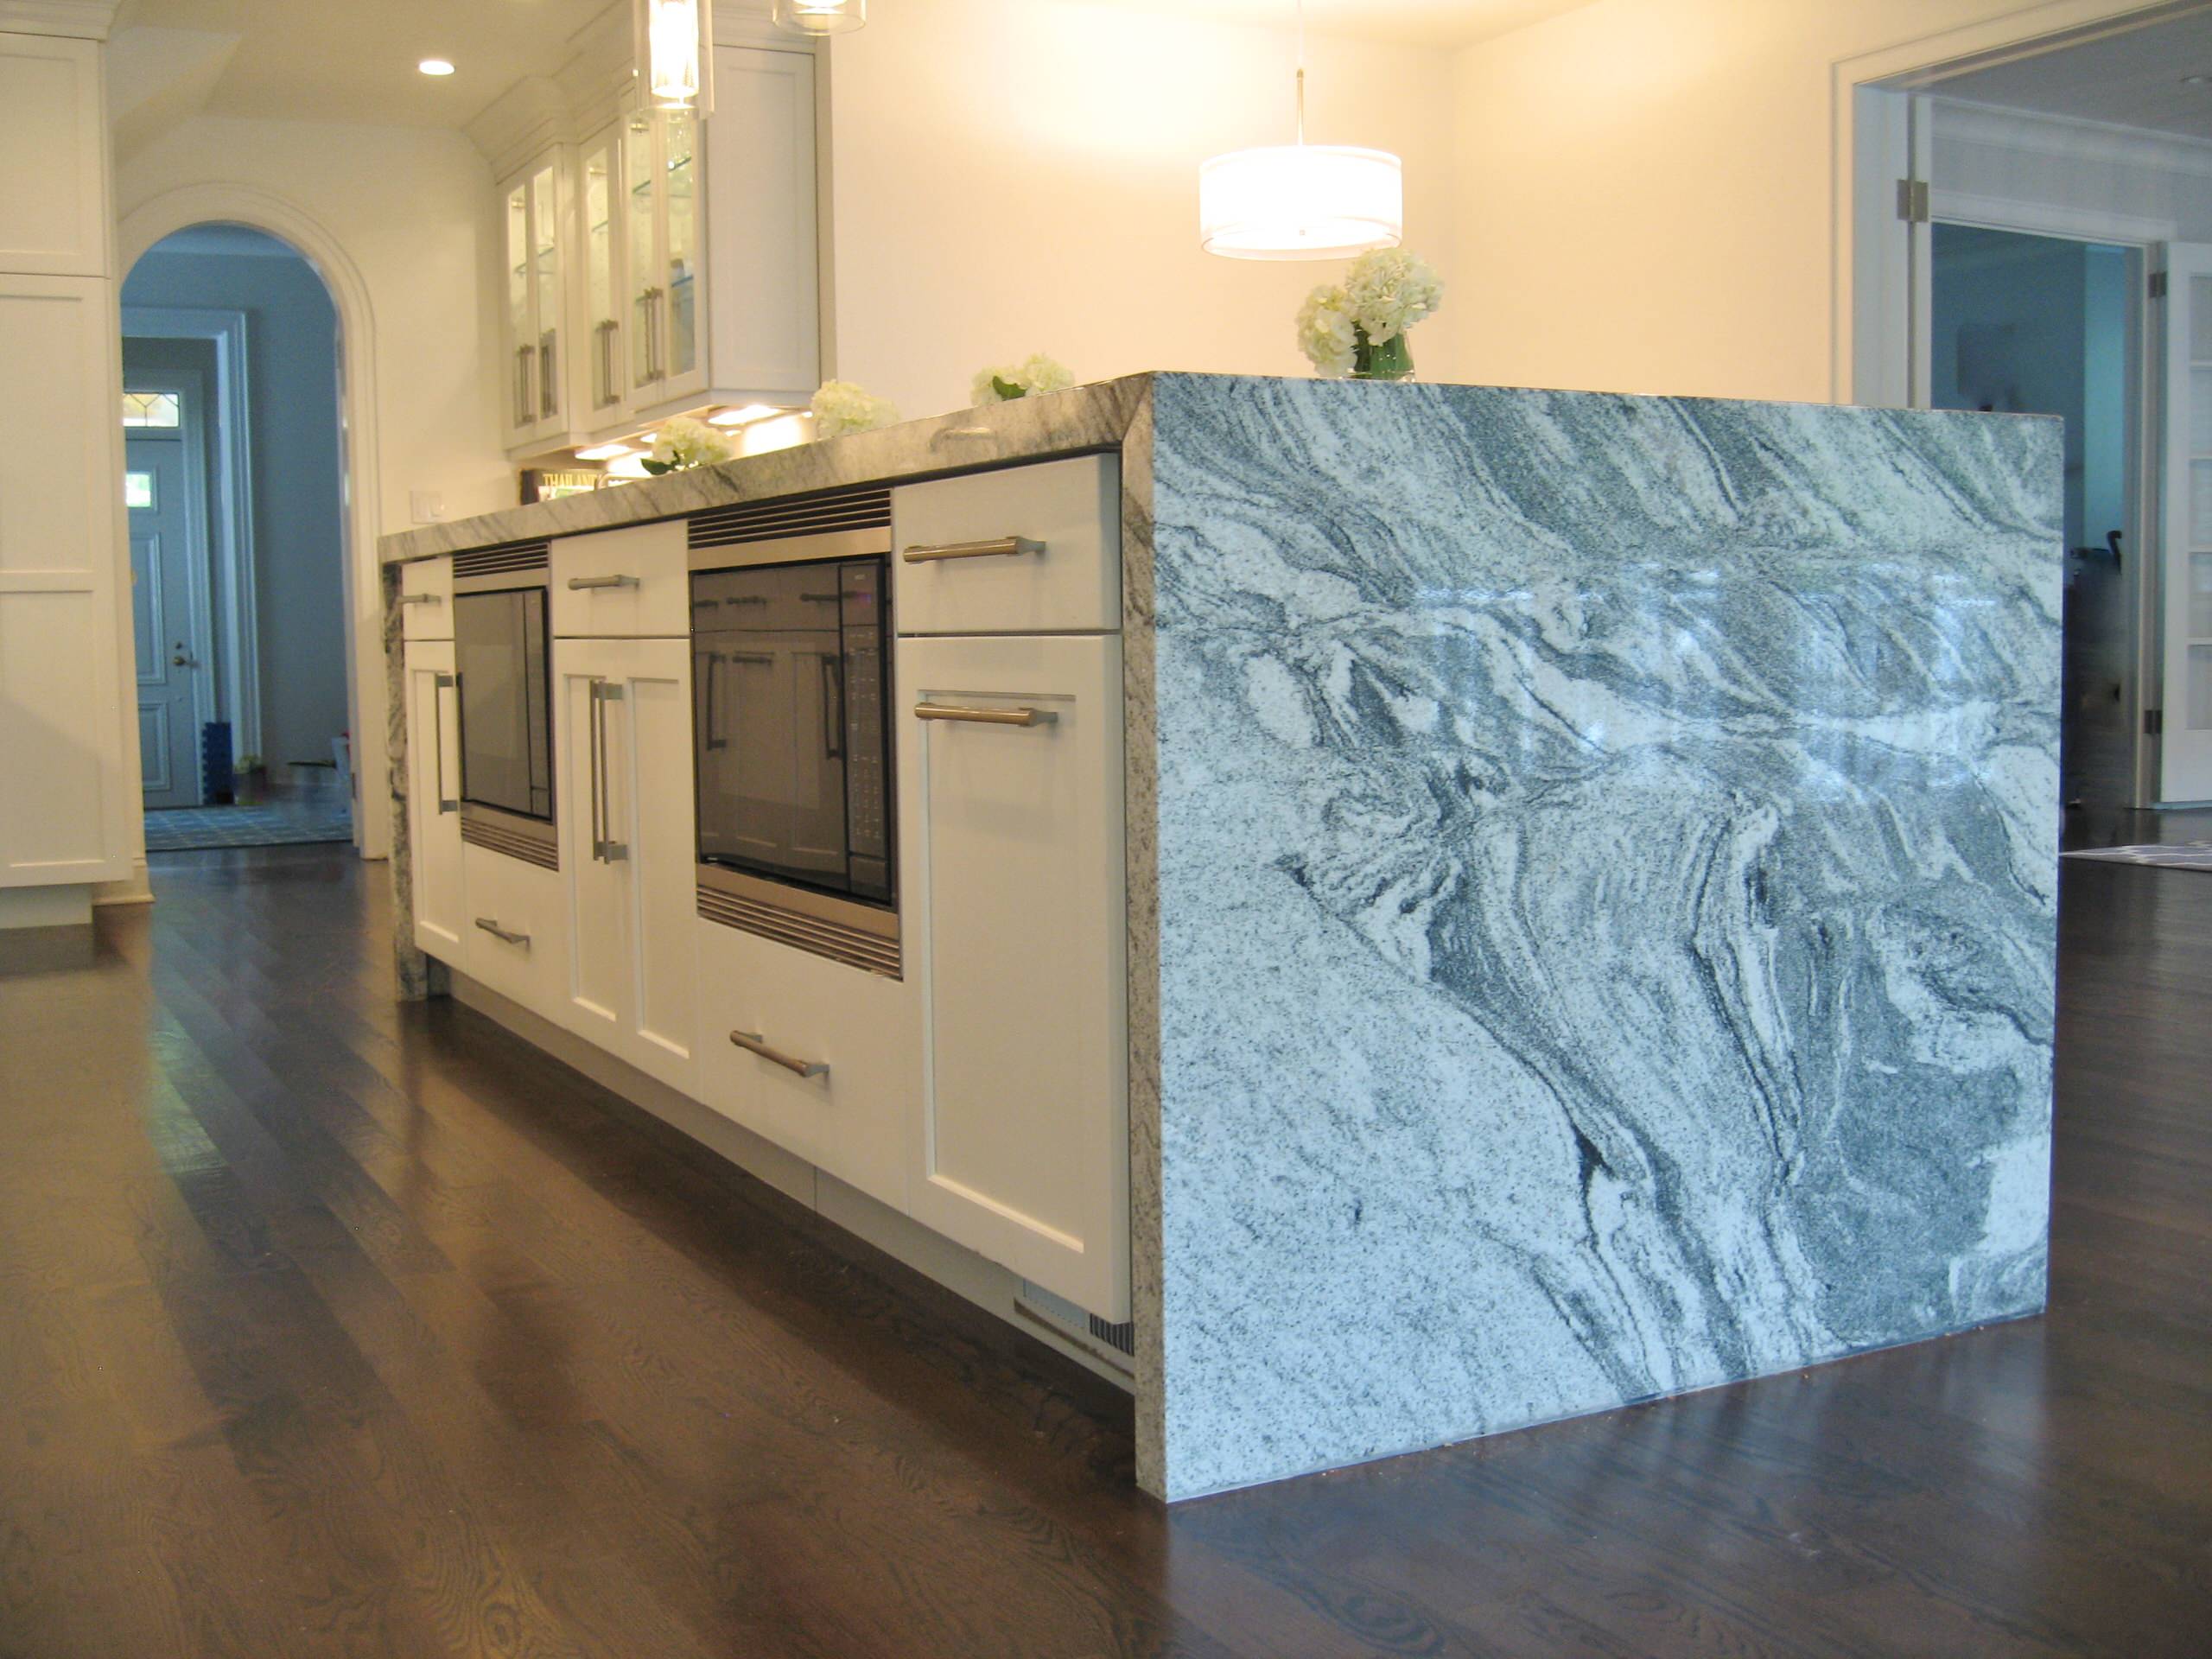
[118,188,389,861]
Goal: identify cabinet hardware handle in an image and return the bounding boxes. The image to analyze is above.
[594,318,619,409]
[474,918,531,947]
[432,671,459,812]
[914,702,1056,727]
[729,1029,828,1080]
[538,330,558,420]
[900,536,1045,564]
[700,651,726,752]
[397,593,443,607]
[588,679,629,863]
[567,574,640,591]
[516,345,536,429]
[821,655,844,761]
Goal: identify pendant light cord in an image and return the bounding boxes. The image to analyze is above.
[1295,0,1306,145]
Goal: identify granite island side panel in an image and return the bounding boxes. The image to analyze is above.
[1137,375,2060,1499]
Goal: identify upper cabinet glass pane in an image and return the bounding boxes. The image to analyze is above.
[531,163,561,420]
[664,107,698,379]
[121,391,180,428]
[586,135,619,407]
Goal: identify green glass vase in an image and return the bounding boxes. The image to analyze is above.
[1352,327,1414,383]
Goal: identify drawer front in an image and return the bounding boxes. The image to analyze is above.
[695,917,918,1212]
[461,842,569,1021]
[398,556,454,641]
[892,454,1120,636]
[550,520,689,638]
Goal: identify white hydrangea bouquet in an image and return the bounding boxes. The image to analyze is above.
[1296,248,1445,382]
[971,353,1074,406]
[810,380,900,439]
[640,415,734,474]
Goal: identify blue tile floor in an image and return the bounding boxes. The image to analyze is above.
[144,798,353,853]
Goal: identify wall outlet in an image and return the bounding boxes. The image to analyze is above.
[410,490,446,524]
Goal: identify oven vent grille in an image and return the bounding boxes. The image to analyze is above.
[453,539,551,577]
[689,487,892,550]
[461,816,559,872]
[697,885,901,979]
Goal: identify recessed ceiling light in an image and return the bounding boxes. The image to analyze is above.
[418,58,455,77]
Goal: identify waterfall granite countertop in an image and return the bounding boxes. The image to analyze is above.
[384,374,2063,1503]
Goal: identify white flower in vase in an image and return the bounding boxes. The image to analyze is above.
[971,353,1076,406]
[1296,285,1358,379]
[642,416,734,474]
[810,380,901,439]
[1298,249,1446,382]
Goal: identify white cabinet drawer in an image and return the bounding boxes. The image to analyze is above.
[550,520,689,638]
[892,454,1120,635]
[899,632,1128,1319]
[461,843,569,1022]
[695,918,919,1212]
[398,556,454,641]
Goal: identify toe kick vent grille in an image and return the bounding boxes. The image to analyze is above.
[697,885,901,978]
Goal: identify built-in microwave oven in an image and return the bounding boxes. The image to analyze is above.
[690,493,899,976]
[452,550,557,868]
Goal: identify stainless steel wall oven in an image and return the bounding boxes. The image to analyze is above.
[690,489,899,976]
[452,542,557,869]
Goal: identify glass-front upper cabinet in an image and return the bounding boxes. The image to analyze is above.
[499,149,567,448]
[580,123,625,417]
[626,104,708,410]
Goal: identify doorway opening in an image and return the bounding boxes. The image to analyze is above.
[122,223,356,851]
[1848,2,2212,810]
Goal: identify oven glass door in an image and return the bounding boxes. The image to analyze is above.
[454,587,554,822]
[693,556,890,903]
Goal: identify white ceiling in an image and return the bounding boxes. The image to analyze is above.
[115,0,618,128]
[1929,8,2212,142]
[1074,0,1600,49]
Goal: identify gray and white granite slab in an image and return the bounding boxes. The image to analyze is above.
[1137,374,2060,1498]
[383,371,2060,1504]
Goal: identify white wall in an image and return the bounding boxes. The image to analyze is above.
[822,0,1464,420]
[1441,0,2165,404]
[114,116,510,531]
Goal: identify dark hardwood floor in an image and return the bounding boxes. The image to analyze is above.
[1,830,2207,1658]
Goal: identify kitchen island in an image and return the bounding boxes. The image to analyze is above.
[382,373,2061,1501]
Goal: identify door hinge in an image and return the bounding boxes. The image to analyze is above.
[2146,708,2165,736]
[1897,179,1931,224]
[2151,270,2170,301]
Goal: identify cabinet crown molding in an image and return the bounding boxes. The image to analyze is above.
[0,0,120,39]
[467,74,573,176]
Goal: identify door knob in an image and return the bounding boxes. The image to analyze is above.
[170,643,197,668]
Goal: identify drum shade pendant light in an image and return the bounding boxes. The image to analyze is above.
[1199,1,1402,260]
[772,0,868,35]
[637,0,713,112]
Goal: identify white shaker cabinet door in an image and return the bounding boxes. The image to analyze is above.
[555,636,698,1095]
[403,639,466,957]
[899,632,1129,1320]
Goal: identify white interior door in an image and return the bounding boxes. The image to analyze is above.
[2156,242,2212,803]
[126,438,201,807]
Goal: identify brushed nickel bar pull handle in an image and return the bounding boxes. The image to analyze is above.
[397,592,442,607]
[432,671,459,813]
[474,918,531,948]
[568,574,640,591]
[914,702,1055,727]
[729,1030,828,1080]
[586,677,604,860]
[901,536,1044,563]
[593,680,628,862]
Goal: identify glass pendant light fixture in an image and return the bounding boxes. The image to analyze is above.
[772,0,868,36]
[637,0,713,113]
[1199,1,1402,260]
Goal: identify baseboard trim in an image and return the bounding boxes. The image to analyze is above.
[445,969,1135,1393]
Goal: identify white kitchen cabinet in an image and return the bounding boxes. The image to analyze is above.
[892,455,1122,636]
[403,639,466,958]
[899,632,1129,1319]
[0,33,107,278]
[695,914,918,1211]
[576,119,627,423]
[554,635,699,1095]
[622,45,818,420]
[398,556,453,642]
[462,842,569,1019]
[500,149,569,452]
[550,520,689,639]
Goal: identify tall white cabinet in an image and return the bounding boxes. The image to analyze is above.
[0,22,132,924]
